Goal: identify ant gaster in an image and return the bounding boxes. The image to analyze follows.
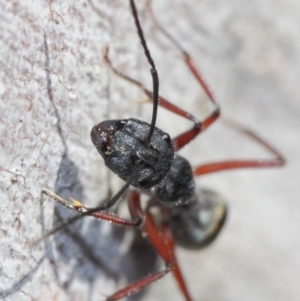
[40,0,285,300]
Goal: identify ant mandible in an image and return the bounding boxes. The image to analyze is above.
[40,0,285,300]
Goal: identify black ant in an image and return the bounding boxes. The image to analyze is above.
[40,0,285,300]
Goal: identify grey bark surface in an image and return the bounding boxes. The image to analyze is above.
[1,1,299,301]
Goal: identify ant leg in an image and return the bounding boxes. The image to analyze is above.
[146,0,217,107]
[159,221,193,301]
[41,189,141,226]
[105,191,193,301]
[146,0,220,149]
[193,119,285,176]
[34,188,143,244]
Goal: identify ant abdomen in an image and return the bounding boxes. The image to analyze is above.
[169,189,227,249]
[91,118,174,189]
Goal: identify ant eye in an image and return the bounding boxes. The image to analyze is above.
[162,133,171,144]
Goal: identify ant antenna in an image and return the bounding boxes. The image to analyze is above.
[129,0,159,142]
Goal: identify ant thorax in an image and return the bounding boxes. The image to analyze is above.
[155,155,196,207]
[91,118,174,189]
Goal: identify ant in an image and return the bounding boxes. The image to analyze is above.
[40,0,285,300]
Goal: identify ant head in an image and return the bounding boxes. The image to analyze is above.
[91,118,174,189]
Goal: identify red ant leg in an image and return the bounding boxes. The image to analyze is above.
[105,191,193,301]
[106,268,171,301]
[173,107,219,151]
[146,0,216,104]
[41,189,141,226]
[35,189,145,244]
[193,119,285,176]
[146,1,220,150]
[160,221,193,301]
[34,190,144,245]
